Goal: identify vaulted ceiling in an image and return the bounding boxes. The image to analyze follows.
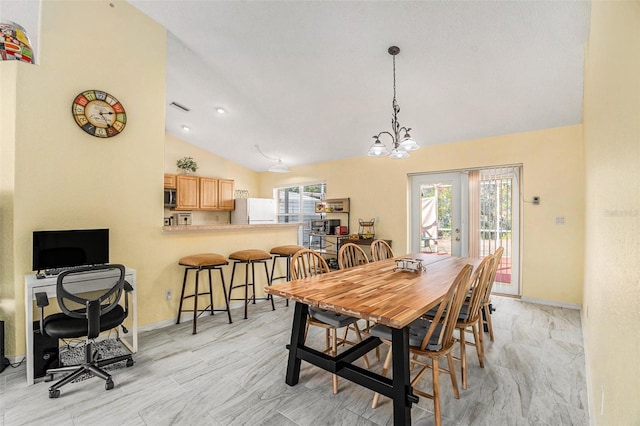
[128,1,591,172]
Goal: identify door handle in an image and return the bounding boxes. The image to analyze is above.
[455,237,460,241]
[455,228,460,233]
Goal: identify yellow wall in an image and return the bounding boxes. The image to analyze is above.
[260,125,585,305]
[582,1,640,423]
[0,0,297,358]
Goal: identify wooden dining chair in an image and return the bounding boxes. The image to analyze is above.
[290,249,370,394]
[454,254,495,389]
[337,243,369,269]
[338,242,379,356]
[481,246,504,342]
[370,239,394,262]
[370,264,474,426]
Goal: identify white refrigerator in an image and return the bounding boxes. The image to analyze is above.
[231,198,277,225]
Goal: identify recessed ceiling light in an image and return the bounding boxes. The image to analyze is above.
[181,125,190,132]
[216,108,226,114]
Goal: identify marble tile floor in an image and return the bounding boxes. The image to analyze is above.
[0,295,589,425]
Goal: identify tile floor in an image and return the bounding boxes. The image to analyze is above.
[0,295,589,425]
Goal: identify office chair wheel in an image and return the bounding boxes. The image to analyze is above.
[105,379,114,390]
[49,389,60,398]
[126,358,134,367]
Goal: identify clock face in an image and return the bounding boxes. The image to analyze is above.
[72,90,126,138]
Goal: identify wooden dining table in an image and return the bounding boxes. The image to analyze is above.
[265,253,480,425]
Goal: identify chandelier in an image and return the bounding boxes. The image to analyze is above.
[367,46,419,159]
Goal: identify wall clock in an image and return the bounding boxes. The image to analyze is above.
[71,90,126,138]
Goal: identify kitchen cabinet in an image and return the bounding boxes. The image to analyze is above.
[199,177,219,210]
[174,176,235,211]
[218,179,235,210]
[164,174,176,189]
[175,175,199,210]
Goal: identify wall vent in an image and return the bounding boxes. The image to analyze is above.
[170,102,190,112]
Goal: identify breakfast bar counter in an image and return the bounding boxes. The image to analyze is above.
[162,222,303,234]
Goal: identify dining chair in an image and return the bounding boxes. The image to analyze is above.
[370,239,394,262]
[337,242,379,358]
[454,254,495,389]
[370,264,474,426]
[482,246,504,342]
[290,249,370,394]
[337,242,369,269]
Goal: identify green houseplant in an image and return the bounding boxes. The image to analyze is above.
[177,156,198,173]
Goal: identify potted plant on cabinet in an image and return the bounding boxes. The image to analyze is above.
[177,156,198,174]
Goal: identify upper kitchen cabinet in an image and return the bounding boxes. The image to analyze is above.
[218,179,235,210]
[174,176,235,211]
[175,175,199,210]
[164,173,176,189]
[200,178,235,211]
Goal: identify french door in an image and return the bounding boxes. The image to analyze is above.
[410,167,521,296]
[475,167,520,295]
[410,172,468,256]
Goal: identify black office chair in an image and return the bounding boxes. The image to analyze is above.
[36,264,134,398]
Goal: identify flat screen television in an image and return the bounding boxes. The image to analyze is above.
[32,229,109,272]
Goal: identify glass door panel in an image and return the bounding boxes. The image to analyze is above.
[410,173,467,256]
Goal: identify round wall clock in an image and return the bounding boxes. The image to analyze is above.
[71,90,127,138]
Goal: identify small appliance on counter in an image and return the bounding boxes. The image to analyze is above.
[311,219,341,235]
[173,212,192,226]
[231,198,276,225]
[163,216,174,226]
[334,225,349,235]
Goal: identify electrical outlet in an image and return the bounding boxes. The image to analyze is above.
[165,289,173,300]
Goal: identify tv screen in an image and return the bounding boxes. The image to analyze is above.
[32,229,109,272]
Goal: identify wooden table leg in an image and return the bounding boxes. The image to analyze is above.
[391,326,412,425]
[285,302,308,386]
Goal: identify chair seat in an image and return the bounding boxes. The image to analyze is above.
[229,249,271,262]
[270,245,304,256]
[179,253,228,267]
[370,318,443,351]
[309,306,359,328]
[425,303,469,321]
[44,305,126,339]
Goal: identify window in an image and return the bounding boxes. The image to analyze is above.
[275,182,326,247]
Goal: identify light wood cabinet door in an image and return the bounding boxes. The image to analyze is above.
[218,179,235,210]
[175,175,199,210]
[164,174,176,189]
[199,177,220,210]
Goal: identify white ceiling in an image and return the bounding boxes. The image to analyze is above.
[128,0,591,172]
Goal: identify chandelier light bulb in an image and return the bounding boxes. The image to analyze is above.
[367,139,390,157]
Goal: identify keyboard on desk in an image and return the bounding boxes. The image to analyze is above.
[36,265,102,279]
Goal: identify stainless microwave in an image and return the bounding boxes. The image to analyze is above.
[164,188,176,207]
[310,219,340,234]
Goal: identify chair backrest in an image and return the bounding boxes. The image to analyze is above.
[337,243,369,269]
[463,254,495,324]
[290,249,330,279]
[420,264,473,352]
[56,264,126,339]
[370,239,394,262]
[482,246,504,303]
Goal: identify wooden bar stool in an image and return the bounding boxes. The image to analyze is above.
[228,249,275,319]
[176,253,232,334]
[270,245,304,307]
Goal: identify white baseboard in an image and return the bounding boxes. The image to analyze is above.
[137,318,176,333]
[520,296,582,310]
[140,300,249,333]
